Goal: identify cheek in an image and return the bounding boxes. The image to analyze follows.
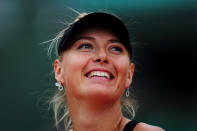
[64,54,87,71]
[112,57,130,90]
[61,53,90,90]
[115,57,130,76]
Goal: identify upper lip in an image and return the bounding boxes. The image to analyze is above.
[85,68,115,79]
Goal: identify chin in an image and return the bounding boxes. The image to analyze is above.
[82,86,121,102]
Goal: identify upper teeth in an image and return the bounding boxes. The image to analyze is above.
[88,71,110,79]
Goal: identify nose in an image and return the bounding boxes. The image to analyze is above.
[93,49,108,64]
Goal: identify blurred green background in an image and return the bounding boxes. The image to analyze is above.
[0,0,196,131]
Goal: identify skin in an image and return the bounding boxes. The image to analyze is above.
[54,28,164,131]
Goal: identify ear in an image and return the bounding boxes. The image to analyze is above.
[125,63,135,88]
[54,59,64,83]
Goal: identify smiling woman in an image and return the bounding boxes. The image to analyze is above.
[49,12,164,131]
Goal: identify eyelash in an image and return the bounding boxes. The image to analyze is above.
[77,43,93,50]
[110,46,123,53]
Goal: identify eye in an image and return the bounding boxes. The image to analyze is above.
[110,46,123,53]
[77,43,93,50]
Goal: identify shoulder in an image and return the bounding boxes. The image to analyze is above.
[133,122,165,131]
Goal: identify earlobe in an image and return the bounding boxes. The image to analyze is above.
[125,63,135,88]
[54,59,64,83]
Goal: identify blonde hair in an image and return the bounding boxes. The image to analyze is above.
[48,12,137,131]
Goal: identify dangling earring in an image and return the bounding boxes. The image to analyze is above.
[126,88,130,97]
[55,82,64,91]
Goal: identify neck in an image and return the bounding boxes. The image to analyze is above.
[67,95,128,131]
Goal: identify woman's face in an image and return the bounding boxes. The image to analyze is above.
[54,28,135,102]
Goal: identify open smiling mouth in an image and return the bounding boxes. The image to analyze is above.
[85,71,114,80]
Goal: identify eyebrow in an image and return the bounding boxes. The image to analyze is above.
[75,36,122,43]
[75,36,95,42]
[108,39,122,43]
